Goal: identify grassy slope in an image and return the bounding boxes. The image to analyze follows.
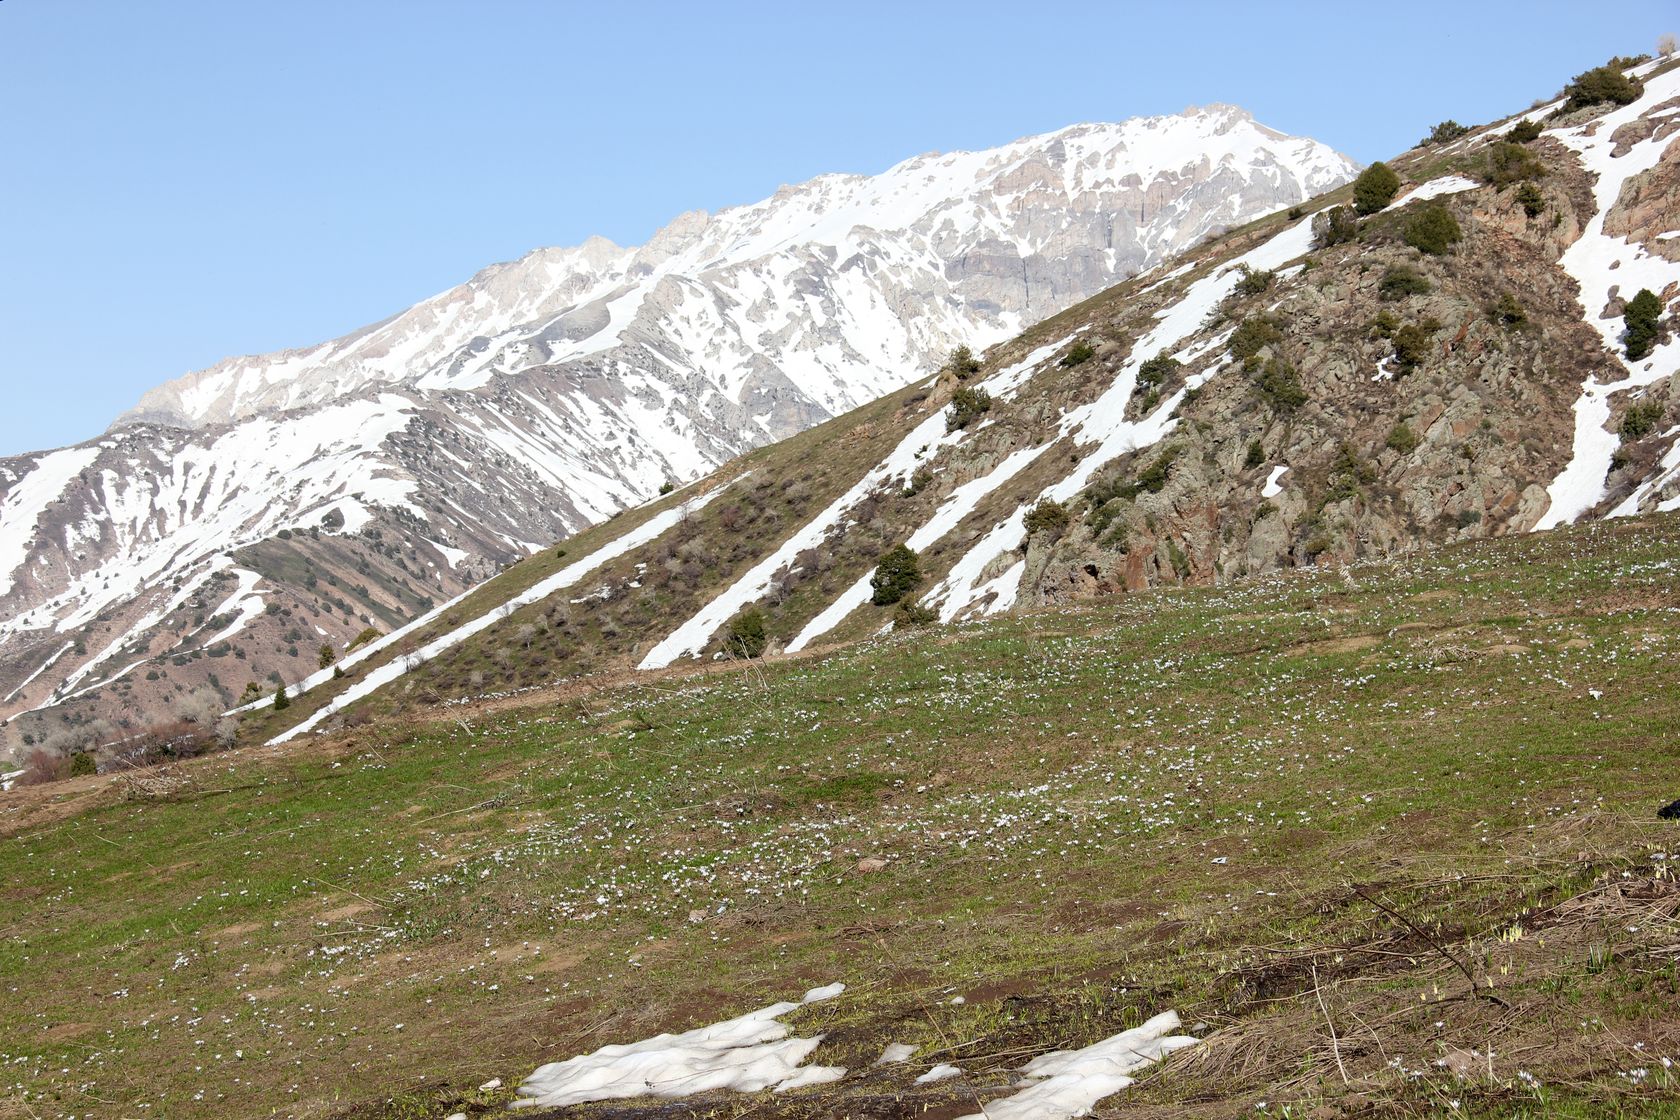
[2,514,1677,1120]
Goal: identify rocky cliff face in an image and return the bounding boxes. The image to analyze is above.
[0,107,1353,750]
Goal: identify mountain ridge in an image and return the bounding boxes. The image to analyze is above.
[114,105,1351,434]
[227,56,1680,747]
[1,104,1353,749]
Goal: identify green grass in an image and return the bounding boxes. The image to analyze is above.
[2,514,1677,1120]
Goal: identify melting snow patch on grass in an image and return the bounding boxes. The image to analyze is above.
[876,1042,918,1064]
[955,1010,1200,1120]
[512,983,846,1109]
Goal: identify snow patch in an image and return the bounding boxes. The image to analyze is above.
[513,983,845,1110]
[1390,175,1481,206]
[1538,66,1680,529]
[1261,465,1289,498]
[953,1010,1199,1120]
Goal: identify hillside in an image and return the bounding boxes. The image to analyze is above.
[0,107,1352,753]
[3,52,1680,1120]
[1,511,1676,1119]
[229,56,1680,750]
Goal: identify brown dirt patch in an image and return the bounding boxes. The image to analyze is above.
[1284,634,1381,657]
[318,902,373,922]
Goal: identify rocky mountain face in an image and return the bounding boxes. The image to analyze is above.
[226,58,1679,748]
[0,107,1354,754]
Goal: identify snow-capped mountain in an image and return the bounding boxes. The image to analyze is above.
[0,106,1354,744]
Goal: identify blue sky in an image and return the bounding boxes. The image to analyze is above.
[1,0,1673,457]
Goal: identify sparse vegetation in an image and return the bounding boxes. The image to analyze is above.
[1378,264,1431,300]
[724,606,768,658]
[1620,398,1665,439]
[947,344,982,379]
[1386,420,1421,453]
[1562,64,1644,111]
[1403,204,1462,255]
[1351,161,1401,215]
[1624,288,1662,360]
[1313,204,1359,247]
[1421,119,1471,146]
[869,543,921,605]
[1058,339,1096,368]
[1022,498,1071,539]
[946,386,993,431]
[1085,446,1181,525]
[1491,291,1527,327]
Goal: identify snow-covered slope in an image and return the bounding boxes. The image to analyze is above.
[1537,58,1680,525]
[0,107,1355,740]
[122,109,1351,433]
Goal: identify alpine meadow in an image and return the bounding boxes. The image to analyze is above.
[2,15,1679,1120]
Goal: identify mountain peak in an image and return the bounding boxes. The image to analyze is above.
[112,113,1355,434]
[6,110,1356,735]
[1181,102,1253,121]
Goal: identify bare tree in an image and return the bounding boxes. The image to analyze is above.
[1661,33,1677,57]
